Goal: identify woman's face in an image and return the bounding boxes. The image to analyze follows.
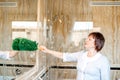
[84,35,96,50]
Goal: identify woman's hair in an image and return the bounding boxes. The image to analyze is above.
[89,32,105,52]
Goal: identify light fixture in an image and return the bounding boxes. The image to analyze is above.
[90,1,120,6]
[0,2,17,7]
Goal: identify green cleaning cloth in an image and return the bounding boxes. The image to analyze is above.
[12,38,38,51]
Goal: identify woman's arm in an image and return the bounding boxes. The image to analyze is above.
[0,51,18,60]
[9,51,19,58]
[39,46,63,59]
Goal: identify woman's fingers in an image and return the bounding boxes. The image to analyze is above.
[39,46,44,51]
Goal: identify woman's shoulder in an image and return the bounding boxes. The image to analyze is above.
[98,53,110,64]
[100,54,108,60]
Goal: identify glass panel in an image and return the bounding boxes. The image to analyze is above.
[0,0,46,80]
[0,0,120,80]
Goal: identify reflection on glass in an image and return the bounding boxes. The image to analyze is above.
[12,21,38,41]
[71,21,101,50]
[71,22,93,46]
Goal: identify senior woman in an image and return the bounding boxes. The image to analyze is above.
[40,32,110,80]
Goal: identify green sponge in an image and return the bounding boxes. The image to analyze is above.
[12,38,38,51]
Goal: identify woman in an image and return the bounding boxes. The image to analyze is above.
[40,32,110,80]
[0,51,18,60]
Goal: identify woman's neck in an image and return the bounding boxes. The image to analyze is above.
[87,49,97,57]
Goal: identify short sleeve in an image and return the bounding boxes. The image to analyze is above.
[0,51,10,60]
[63,51,84,62]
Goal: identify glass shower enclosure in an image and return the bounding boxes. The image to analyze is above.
[1,0,120,80]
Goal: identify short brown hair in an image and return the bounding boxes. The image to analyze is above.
[89,32,105,52]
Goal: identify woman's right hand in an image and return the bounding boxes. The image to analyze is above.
[39,46,48,53]
[39,45,63,59]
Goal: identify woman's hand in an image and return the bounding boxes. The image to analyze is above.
[39,45,63,59]
[9,51,19,58]
[39,46,49,53]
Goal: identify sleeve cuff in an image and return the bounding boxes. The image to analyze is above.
[63,53,68,62]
